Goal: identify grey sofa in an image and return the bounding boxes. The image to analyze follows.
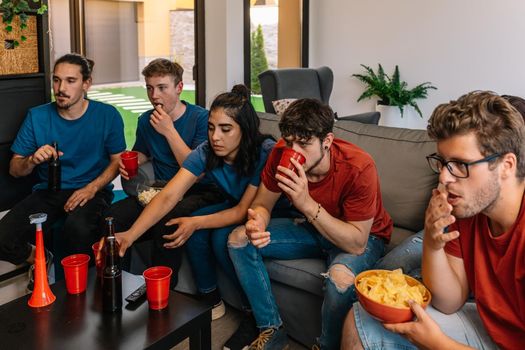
[171,112,439,347]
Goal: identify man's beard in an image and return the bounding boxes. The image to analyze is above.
[56,93,80,111]
[306,144,328,175]
[57,102,71,110]
[452,171,501,219]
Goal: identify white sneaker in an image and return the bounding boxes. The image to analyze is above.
[212,300,226,320]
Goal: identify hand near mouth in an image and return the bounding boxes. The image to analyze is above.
[150,104,175,137]
[424,182,459,250]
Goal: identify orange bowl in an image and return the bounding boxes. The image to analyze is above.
[355,269,431,323]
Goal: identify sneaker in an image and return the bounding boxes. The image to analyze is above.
[212,300,226,320]
[248,328,289,350]
[26,249,54,292]
[223,312,259,350]
[200,289,226,320]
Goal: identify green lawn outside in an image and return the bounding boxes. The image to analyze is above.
[91,86,264,148]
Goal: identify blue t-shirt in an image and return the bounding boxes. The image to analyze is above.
[133,101,209,181]
[182,138,275,202]
[11,100,126,190]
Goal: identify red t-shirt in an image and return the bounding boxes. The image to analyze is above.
[445,195,525,350]
[262,138,392,242]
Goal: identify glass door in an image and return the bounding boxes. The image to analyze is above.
[50,0,205,148]
[244,0,309,111]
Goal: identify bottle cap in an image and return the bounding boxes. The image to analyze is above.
[29,213,47,224]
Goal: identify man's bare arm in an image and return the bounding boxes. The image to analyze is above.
[10,144,61,177]
[64,153,122,211]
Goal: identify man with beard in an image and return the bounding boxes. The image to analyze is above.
[341,91,525,350]
[225,99,393,350]
[0,53,125,291]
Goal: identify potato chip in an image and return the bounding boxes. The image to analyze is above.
[356,269,428,308]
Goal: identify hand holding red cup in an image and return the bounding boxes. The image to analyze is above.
[121,151,138,178]
[278,148,306,179]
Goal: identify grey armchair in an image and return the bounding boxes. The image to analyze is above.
[258,66,334,114]
[258,66,380,125]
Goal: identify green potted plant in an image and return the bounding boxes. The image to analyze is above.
[352,64,436,126]
[0,0,48,47]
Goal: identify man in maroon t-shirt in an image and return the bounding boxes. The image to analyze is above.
[225,99,393,350]
[342,91,525,350]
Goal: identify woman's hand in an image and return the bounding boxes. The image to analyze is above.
[115,231,136,257]
[162,216,199,248]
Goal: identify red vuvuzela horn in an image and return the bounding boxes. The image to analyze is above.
[28,213,56,308]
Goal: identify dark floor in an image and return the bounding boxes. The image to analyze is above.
[173,304,307,350]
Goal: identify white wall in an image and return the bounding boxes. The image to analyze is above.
[205,0,244,108]
[48,0,71,65]
[309,0,525,129]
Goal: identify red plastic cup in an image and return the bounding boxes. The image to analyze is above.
[143,266,172,310]
[61,254,91,294]
[91,241,105,277]
[121,151,138,178]
[278,148,306,179]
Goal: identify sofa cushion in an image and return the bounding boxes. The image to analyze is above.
[333,121,438,233]
[265,258,325,297]
[272,98,297,116]
[258,112,281,138]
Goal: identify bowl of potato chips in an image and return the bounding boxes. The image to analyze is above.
[355,269,431,323]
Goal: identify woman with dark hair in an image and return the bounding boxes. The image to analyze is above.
[116,84,275,320]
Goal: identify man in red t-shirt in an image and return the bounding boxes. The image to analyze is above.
[226,99,393,350]
[342,91,525,350]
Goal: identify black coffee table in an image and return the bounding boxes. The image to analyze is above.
[0,269,211,349]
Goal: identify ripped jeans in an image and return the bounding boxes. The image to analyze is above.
[228,218,385,350]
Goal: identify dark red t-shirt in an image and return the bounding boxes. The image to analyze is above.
[262,138,393,242]
[445,195,525,349]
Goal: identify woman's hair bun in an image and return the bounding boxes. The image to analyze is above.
[231,84,250,100]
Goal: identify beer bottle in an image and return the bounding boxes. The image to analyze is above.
[48,141,61,191]
[102,217,122,312]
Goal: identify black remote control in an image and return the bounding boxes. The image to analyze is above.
[125,283,147,303]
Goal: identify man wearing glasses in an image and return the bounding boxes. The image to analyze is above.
[342,91,525,350]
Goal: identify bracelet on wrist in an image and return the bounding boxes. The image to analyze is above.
[308,202,322,223]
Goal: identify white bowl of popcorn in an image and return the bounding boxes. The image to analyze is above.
[136,183,163,206]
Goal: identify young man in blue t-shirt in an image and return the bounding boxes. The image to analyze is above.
[0,53,126,290]
[106,59,224,289]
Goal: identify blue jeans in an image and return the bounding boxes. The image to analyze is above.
[185,202,250,308]
[353,302,497,349]
[374,230,423,280]
[228,218,385,349]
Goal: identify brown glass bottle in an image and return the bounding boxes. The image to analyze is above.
[48,141,61,191]
[102,217,122,312]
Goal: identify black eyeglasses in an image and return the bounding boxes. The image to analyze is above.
[426,153,501,178]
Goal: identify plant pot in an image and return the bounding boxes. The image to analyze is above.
[376,104,426,129]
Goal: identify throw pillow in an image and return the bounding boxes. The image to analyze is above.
[272,98,297,116]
